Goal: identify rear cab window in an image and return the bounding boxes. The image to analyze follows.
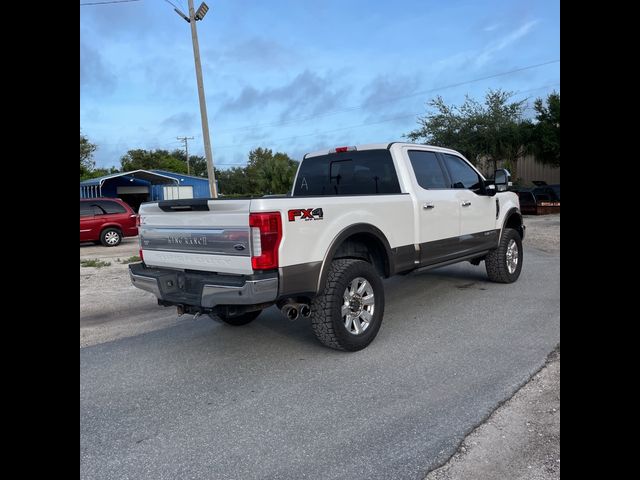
[293,149,401,196]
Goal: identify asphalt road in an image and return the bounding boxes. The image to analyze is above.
[80,247,559,480]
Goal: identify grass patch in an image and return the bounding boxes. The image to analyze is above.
[118,255,141,264]
[80,259,111,268]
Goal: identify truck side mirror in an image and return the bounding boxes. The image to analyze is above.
[494,169,511,192]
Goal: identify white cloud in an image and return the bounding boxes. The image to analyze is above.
[476,20,539,67]
[483,23,502,32]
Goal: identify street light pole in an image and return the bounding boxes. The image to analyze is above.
[175,0,218,198]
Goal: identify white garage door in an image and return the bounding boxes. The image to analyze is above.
[163,186,194,200]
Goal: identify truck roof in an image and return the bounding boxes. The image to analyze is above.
[303,142,463,159]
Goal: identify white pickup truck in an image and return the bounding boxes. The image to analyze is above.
[130,142,524,351]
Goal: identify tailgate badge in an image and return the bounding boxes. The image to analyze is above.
[234,244,246,251]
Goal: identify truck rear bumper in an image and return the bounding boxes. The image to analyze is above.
[129,262,278,308]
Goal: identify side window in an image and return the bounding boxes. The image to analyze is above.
[407,151,448,189]
[80,203,93,217]
[442,154,482,191]
[95,200,127,214]
[91,205,106,216]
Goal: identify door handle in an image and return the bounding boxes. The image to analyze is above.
[461,201,471,207]
[423,203,435,209]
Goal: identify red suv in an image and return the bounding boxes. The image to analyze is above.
[80,198,138,247]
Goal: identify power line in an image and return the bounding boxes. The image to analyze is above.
[80,0,141,5]
[216,60,560,134]
[90,83,558,165]
[214,114,418,150]
[161,0,181,10]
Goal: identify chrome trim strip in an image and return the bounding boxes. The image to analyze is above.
[140,226,251,257]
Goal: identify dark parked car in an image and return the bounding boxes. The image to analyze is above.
[80,198,138,246]
[516,190,538,214]
[516,183,560,215]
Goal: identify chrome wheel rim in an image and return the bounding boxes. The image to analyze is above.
[341,277,375,335]
[105,231,120,245]
[506,239,519,274]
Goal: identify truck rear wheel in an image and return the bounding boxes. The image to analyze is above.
[310,259,385,351]
[216,310,262,326]
[485,227,523,283]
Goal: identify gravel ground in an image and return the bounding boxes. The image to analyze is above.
[80,237,182,347]
[425,349,560,480]
[522,214,560,254]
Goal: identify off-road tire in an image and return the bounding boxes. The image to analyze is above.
[310,259,385,351]
[485,227,523,283]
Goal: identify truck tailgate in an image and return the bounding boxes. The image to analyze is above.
[138,199,253,275]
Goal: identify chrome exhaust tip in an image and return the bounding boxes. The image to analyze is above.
[299,304,311,318]
[281,304,299,321]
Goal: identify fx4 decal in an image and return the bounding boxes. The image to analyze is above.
[288,208,324,222]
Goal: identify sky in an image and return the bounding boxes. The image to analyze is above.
[80,0,560,170]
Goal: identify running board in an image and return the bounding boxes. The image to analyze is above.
[412,251,491,274]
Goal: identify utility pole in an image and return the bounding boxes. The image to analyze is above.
[173,1,218,198]
[177,136,194,174]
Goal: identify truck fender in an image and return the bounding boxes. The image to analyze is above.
[316,223,394,294]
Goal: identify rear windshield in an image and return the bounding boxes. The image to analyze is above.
[293,149,401,196]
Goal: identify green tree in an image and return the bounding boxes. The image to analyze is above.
[169,149,208,177]
[405,89,531,176]
[119,148,213,176]
[187,155,208,177]
[116,146,298,196]
[216,167,254,196]
[81,166,119,181]
[80,132,97,177]
[246,147,299,195]
[527,92,560,167]
[120,149,188,174]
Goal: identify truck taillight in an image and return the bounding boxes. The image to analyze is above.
[139,248,144,262]
[135,214,141,227]
[249,212,282,270]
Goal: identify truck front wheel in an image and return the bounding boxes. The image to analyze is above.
[310,259,385,351]
[485,227,523,283]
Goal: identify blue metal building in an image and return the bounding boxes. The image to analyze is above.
[80,169,211,212]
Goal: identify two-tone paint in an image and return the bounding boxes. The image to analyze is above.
[135,142,522,306]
